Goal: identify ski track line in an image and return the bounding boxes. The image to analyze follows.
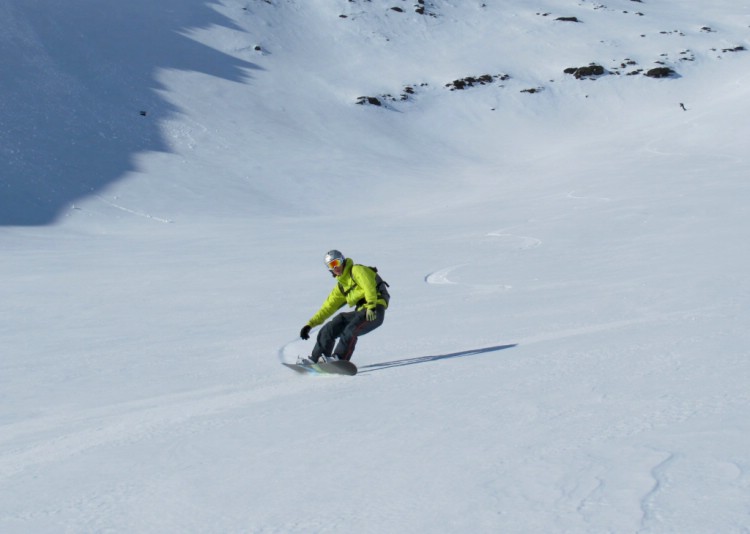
[95,195,174,223]
[425,231,540,285]
[424,264,511,290]
[573,476,608,523]
[0,380,312,480]
[424,264,465,285]
[638,449,678,532]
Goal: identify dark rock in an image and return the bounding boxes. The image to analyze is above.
[445,74,509,91]
[356,96,382,106]
[564,64,606,79]
[645,67,675,78]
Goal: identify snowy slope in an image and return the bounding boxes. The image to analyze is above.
[2,0,750,532]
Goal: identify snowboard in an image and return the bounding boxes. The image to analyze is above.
[282,359,358,376]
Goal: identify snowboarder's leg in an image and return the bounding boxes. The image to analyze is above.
[333,306,386,361]
[311,311,354,361]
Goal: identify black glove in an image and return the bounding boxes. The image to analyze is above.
[300,325,311,340]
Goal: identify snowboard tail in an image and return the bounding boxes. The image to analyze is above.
[283,360,357,376]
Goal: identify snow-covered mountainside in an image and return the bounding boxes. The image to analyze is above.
[1,1,749,532]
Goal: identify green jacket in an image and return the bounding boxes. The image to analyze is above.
[307,259,388,327]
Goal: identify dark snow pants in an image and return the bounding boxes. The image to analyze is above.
[311,305,386,361]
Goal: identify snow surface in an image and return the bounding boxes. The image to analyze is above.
[2,0,750,532]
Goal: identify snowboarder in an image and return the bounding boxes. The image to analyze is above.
[299,250,389,363]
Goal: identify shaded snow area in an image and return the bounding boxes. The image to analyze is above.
[2,0,750,532]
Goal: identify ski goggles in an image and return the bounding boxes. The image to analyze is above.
[327,258,343,270]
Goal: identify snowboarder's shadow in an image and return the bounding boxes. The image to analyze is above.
[358,344,517,373]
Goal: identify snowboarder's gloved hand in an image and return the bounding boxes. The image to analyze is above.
[300,325,311,340]
[365,308,377,322]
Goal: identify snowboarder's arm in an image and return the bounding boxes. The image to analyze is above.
[307,286,346,327]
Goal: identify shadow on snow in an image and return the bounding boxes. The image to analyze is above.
[358,344,518,374]
[0,0,260,225]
